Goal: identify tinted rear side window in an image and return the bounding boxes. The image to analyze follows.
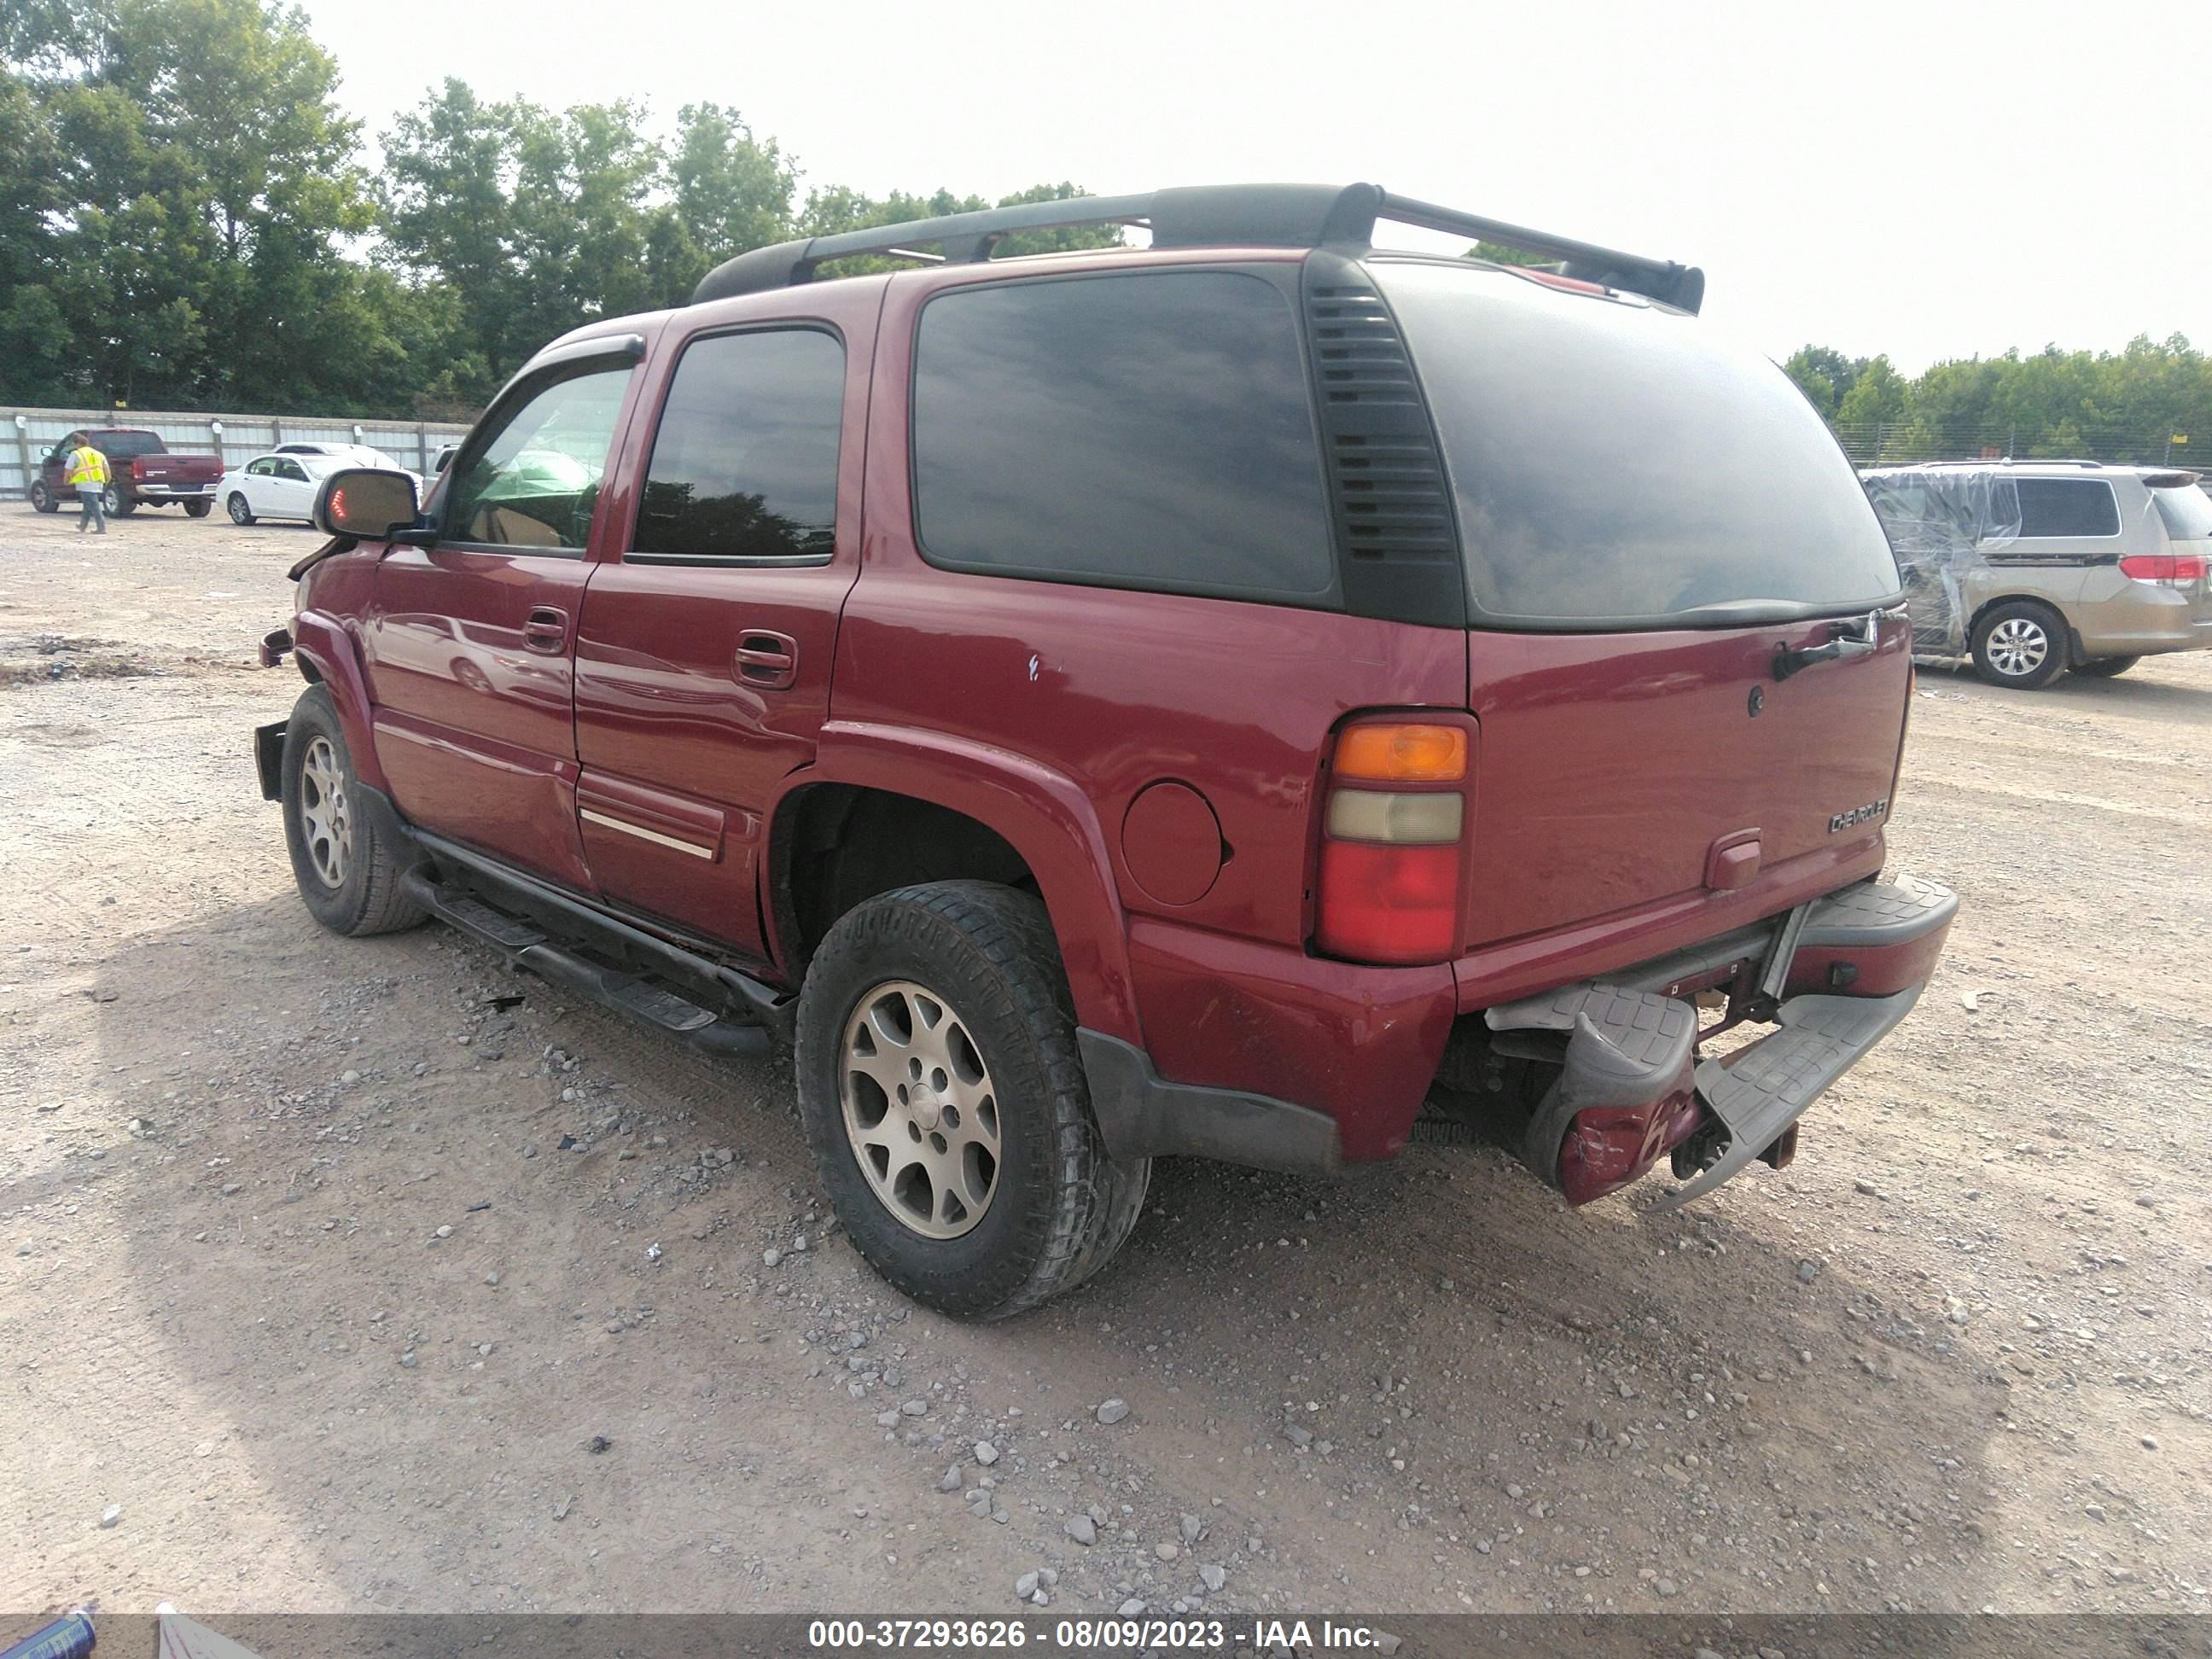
[1370,260,1901,626]
[633,328,843,562]
[911,271,1336,600]
[2015,478,2119,538]
[2153,484,2212,540]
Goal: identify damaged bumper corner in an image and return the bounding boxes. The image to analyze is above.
[1487,875,1959,1209]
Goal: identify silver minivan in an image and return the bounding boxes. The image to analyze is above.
[1862,461,2212,688]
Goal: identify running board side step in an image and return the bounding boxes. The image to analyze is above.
[1652,985,1924,1211]
[400,869,774,1059]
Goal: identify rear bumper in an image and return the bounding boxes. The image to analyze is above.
[1487,876,1957,1207]
[1099,872,1954,1185]
[2073,589,2212,657]
[131,482,218,502]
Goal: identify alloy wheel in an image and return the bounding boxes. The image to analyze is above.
[1985,615,2049,678]
[298,736,352,888]
[840,980,1001,1239]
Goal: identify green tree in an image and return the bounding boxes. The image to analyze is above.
[1835,355,1909,430]
[1782,346,1865,417]
[5,0,405,410]
[645,101,795,304]
[381,84,669,399]
[378,78,521,393]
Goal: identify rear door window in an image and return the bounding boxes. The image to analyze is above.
[911,270,1336,602]
[2013,478,2119,538]
[1369,259,1901,626]
[630,328,844,564]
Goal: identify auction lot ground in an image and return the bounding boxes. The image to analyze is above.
[3,510,2209,1622]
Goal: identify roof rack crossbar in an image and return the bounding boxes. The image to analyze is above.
[689,183,1704,314]
[1374,192,1702,311]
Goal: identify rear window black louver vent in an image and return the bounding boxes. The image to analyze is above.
[1303,271,1465,628]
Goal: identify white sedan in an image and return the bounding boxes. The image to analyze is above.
[274,442,405,468]
[221,451,422,527]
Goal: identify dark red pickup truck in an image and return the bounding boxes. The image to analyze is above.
[29,427,224,518]
[253,183,1956,1319]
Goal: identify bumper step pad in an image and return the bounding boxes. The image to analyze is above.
[1653,986,1923,1211]
[1799,874,1956,947]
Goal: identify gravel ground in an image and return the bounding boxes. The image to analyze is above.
[3,509,2209,1623]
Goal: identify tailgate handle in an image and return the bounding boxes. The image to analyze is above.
[1774,609,1883,681]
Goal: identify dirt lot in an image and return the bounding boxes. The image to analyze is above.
[3,509,2209,1625]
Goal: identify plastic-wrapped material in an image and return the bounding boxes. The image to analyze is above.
[1861,469,2025,655]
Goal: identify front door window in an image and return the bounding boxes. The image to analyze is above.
[443,368,632,552]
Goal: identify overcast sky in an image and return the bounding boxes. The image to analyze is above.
[300,0,2209,374]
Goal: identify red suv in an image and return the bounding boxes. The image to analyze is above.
[253,183,1955,1319]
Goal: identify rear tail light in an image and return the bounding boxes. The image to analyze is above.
[1314,719,1469,965]
[1557,1088,1701,1206]
[2120,553,2208,585]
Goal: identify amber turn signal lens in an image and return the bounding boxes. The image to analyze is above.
[1334,723,1467,783]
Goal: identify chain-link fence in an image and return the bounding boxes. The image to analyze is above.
[1830,421,2203,471]
[3,405,475,499]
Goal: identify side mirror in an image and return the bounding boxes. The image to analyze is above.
[313,467,420,540]
[434,448,454,474]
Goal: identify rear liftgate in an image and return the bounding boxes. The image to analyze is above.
[1484,876,1956,1208]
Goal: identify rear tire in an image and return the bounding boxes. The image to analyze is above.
[2070,655,2139,678]
[281,687,427,937]
[1970,600,2069,690]
[183,498,212,518]
[795,881,1149,1320]
[226,492,255,526]
[101,484,136,518]
[28,480,57,514]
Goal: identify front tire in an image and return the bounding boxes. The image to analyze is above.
[226,492,255,526]
[281,687,427,937]
[795,882,1149,1320]
[1970,601,2069,689]
[28,480,57,514]
[101,484,137,518]
[2071,655,2139,678]
[183,498,212,518]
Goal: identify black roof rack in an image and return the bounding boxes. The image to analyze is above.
[690,183,1705,314]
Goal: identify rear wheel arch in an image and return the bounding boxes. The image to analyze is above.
[1965,591,2064,638]
[772,783,1039,973]
[765,758,1140,1044]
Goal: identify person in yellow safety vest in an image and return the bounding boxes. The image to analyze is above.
[66,439,113,534]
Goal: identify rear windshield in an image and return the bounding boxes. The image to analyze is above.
[95,432,163,458]
[1370,260,1901,626]
[2152,484,2212,540]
